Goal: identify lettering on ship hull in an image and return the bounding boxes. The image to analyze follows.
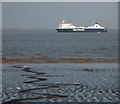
[73,28,85,31]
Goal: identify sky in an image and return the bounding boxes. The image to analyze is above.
[1,0,120,2]
[2,2,118,29]
[0,2,1,30]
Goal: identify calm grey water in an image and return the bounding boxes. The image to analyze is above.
[2,29,118,59]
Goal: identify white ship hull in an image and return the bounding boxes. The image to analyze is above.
[56,28,107,32]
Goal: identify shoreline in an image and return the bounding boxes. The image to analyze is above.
[1,56,118,63]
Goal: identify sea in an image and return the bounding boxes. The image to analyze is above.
[2,29,118,59]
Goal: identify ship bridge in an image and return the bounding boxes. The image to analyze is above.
[58,20,77,29]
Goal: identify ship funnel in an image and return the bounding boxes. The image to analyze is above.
[62,19,65,23]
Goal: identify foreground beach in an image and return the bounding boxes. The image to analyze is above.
[2,62,118,103]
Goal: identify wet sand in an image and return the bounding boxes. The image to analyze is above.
[2,63,118,103]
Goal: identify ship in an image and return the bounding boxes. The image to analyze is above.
[56,20,107,32]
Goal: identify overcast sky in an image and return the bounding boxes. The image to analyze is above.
[3,2,118,29]
[1,0,120,2]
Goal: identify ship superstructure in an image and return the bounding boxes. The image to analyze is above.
[56,20,107,32]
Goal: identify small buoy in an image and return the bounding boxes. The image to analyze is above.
[98,31,100,34]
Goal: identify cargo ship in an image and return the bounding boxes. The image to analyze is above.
[56,20,107,32]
